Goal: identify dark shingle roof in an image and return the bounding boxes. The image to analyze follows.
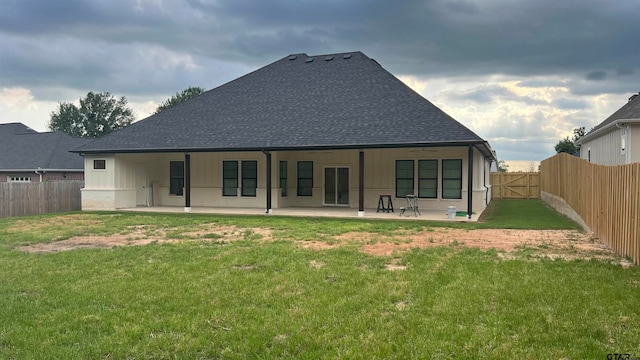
[0,123,90,170]
[590,93,640,133]
[74,51,493,156]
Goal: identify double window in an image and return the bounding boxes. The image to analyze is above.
[297,161,313,196]
[169,161,184,196]
[223,160,257,197]
[395,159,462,199]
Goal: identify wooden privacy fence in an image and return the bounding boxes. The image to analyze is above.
[540,153,640,265]
[0,181,83,218]
[491,172,540,199]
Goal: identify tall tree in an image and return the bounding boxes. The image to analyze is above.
[48,92,134,138]
[154,86,206,114]
[554,126,585,155]
[497,160,509,172]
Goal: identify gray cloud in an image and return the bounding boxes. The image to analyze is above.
[551,98,588,110]
[1,0,640,162]
[586,71,607,81]
[517,79,567,88]
[447,84,546,105]
[2,0,640,90]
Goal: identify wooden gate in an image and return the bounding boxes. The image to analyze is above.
[491,172,539,199]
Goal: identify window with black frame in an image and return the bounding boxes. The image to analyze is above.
[279,161,287,197]
[297,161,313,196]
[395,160,414,198]
[442,159,462,199]
[418,160,438,198]
[223,161,238,196]
[241,160,257,197]
[169,161,184,196]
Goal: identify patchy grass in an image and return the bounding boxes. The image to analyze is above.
[1,205,637,359]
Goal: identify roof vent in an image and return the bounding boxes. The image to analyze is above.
[288,55,297,60]
[325,55,334,61]
[305,57,314,63]
[630,93,639,102]
[343,54,352,59]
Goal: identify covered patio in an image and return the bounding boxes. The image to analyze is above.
[122,206,483,222]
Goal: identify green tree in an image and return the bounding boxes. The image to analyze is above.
[497,160,509,172]
[154,86,206,114]
[48,92,134,138]
[554,126,585,155]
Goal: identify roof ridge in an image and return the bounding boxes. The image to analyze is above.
[72,51,492,156]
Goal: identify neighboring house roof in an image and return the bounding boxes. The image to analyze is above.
[578,92,640,144]
[0,123,91,171]
[74,51,495,159]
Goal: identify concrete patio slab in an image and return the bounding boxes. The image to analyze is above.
[122,206,483,222]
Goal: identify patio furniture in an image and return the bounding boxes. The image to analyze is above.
[376,194,394,213]
[399,194,420,217]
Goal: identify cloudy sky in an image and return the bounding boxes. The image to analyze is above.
[1,0,639,170]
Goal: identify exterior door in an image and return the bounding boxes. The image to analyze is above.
[324,167,349,205]
[135,163,148,206]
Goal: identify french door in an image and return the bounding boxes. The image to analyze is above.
[324,167,349,205]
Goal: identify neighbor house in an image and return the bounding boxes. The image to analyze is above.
[0,122,90,182]
[576,92,640,165]
[73,51,496,218]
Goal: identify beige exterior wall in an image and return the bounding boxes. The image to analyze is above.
[82,147,492,213]
[579,125,635,165]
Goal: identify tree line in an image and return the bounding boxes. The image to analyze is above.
[48,86,205,138]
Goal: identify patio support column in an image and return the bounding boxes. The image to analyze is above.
[184,153,191,212]
[467,145,473,219]
[265,151,272,214]
[358,150,365,217]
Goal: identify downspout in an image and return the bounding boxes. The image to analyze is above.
[467,145,474,219]
[484,158,492,206]
[34,167,44,182]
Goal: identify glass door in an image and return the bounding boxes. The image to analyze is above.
[324,167,349,205]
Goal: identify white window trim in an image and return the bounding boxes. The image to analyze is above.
[8,176,32,182]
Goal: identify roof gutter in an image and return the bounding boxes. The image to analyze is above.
[73,140,497,159]
[0,169,84,172]
[576,118,640,145]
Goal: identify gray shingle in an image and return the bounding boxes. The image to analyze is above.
[73,51,492,155]
[589,93,640,133]
[0,123,90,170]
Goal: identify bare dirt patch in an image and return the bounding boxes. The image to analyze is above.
[329,228,620,263]
[15,217,625,265]
[18,224,273,254]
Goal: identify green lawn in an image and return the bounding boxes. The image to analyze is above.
[476,199,582,230]
[0,201,638,359]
